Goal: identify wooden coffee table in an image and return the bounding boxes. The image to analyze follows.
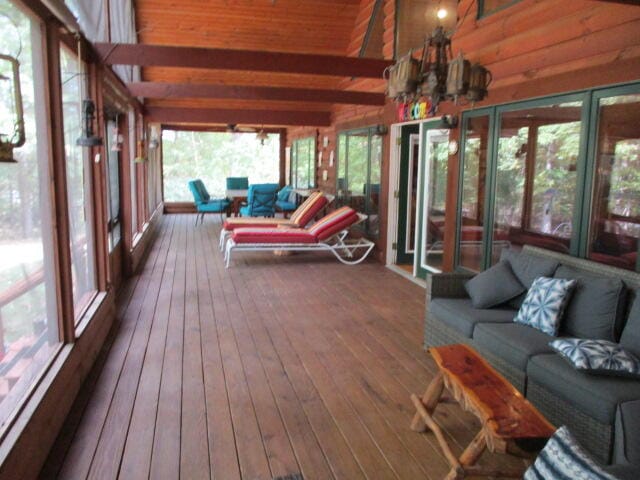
[410,344,554,479]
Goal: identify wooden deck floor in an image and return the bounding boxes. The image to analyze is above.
[41,214,518,480]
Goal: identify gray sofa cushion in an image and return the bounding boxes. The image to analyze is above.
[554,266,628,341]
[501,248,560,288]
[473,323,555,370]
[527,353,640,424]
[428,298,516,338]
[464,261,525,308]
[615,400,640,465]
[603,464,640,480]
[620,293,640,358]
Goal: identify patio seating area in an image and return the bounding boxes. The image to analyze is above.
[42,215,524,479]
[0,0,638,478]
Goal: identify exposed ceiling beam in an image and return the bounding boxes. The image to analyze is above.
[146,107,332,126]
[161,124,283,133]
[94,43,392,78]
[128,82,385,106]
[594,0,640,5]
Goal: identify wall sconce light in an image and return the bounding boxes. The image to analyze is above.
[134,139,146,163]
[0,53,25,163]
[76,99,102,147]
[440,114,458,129]
[374,124,388,135]
[148,125,160,150]
[256,128,268,146]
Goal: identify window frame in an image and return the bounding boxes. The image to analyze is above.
[455,82,640,273]
[477,0,522,19]
[336,126,383,238]
[579,82,640,270]
[290,136,316,189]
[58,43,99,323]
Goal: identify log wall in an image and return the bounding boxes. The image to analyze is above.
[289,0,640,270]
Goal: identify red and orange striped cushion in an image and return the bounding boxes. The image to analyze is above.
[232,227,317,244]
[308,206,358,241]
[289,191,328,227]
[222,191,327,231]
[223,217,289,230]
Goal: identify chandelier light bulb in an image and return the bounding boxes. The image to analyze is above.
[437,8,447,19]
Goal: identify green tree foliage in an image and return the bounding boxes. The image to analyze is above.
[162,130,280,202]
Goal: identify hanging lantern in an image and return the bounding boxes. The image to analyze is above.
[383,49,421,102]
[419,26,452,106]
[76,99,102,147]
[446,51,470,101]
[0,53,25,163]
[466,63,492,103]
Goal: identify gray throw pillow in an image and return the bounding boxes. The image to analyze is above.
[501,248,559,288]
[620,292,640,358]
[464,261,525,309]
[554,266,627,341]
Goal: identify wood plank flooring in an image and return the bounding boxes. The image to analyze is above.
[41,214,519,479]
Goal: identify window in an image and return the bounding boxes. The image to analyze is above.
[359,0,384,59]
[0,1,60,427]
[395,0,457,58]
[146,125,162,215]
[60,46,96,320]
[290,137,315,189]
[456,83,640,273]
[128,109,137,239]
[336,127,383,237]
[587,90,640,271]
[490,101,582,264]
[478,0,521,18]
[457,114,490,272]
[105,118,121,251]
[162,130,279,202]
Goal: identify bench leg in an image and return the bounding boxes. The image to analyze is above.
[410,372,444,432]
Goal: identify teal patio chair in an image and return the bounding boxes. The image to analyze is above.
[226,177,249,190]
[188,179,230,225]
[275,185,297,216]
[239,183,278,217]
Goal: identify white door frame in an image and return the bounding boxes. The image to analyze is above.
[386,118,443,274]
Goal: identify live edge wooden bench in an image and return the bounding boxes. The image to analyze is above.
[410,344,555,480]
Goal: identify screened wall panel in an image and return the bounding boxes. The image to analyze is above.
[60,46,96,320]
[162,130,279,202]
[0,1,61,428]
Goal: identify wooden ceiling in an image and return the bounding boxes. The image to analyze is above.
[126,0,386,128]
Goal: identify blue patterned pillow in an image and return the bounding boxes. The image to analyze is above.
[524,426,617,480]
[550,338,640,378]
[514,277,576,336]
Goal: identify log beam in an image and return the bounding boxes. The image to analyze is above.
[146,107,332,126]
[94,43,392,78]
[127,81,385,106]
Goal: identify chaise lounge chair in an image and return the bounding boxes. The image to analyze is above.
[224,206,375,268]
[219,191,332,250]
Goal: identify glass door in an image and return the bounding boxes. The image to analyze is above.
[396,124,420,265]
[416,123,449,278]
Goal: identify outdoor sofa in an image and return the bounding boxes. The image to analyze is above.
[424,245,640,477]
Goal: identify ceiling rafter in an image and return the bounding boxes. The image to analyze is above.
[146,107,332,126]
[94,43,392,78]
[127,82,385,106]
